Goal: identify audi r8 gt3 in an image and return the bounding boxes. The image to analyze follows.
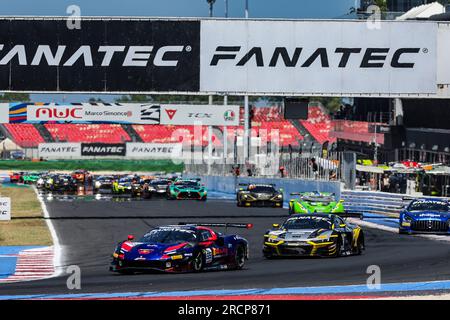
[289,192,345,215]
[263,213,364,258]
[399,198,450,235]
[236,184,283,208]
[110,223,251,274]
[166,179,207,200]
[150,179,172,196]
[93,175,115,193]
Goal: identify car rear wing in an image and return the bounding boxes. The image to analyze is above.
[178,222,253,229]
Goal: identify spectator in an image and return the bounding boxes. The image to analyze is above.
[382,174,390,192]
[310,158,318,178]
[279,166,285,178]
[247,168,253,177]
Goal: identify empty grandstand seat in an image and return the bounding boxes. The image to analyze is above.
[3,124,45,148]
[45,124,131,143]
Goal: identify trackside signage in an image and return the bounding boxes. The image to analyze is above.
[81,143,126,157]
[38,143,81,159]
[126,143,182,159]
[200,20,437,95]
[0,19,200,92]
[26,104,160,124]
[0,197,11,221]
[160,104,240,126]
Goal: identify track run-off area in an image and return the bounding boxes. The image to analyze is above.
[1,196,450,299]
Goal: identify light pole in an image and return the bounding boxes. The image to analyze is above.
[207,0,216,17]
[225,0,229,18]
[245,0,249,18]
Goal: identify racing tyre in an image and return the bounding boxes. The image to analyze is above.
[191,251,204,272]
[288,205,294,215]
[332,239,342,258]
[200,196,207,201]
[237,200,242,207]
[234,245,246,270]
[354,234,365,255]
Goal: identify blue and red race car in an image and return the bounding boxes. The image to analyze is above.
[110,223,252,274]
[399,198,450,234]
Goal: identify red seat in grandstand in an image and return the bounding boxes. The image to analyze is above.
[3,124,45,148]
[44,124,131,143]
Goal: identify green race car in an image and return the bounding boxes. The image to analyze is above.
[166,179,207,201]
[288,192,345,215]
[22,172,41,184]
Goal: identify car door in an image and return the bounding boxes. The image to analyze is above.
[334,216,353,251]
[198,229,228,266]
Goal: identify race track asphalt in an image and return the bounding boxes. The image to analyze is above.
[1,197,450,296]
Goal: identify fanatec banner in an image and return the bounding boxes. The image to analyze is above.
[200,20,437,95]
[160,104,240,126]
[38,143,81,159]
[81,143,126,156]
[0,18,441,96]
[0,18,200,92]
[126,143,182,159]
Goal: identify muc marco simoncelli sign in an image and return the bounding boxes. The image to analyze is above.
[0,18,199,92]
[0,18,438,95]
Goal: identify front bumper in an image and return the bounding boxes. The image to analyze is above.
[242,199,283,207]
[110,257,191,273]
[400,220,450,234]
[263,240,337,257]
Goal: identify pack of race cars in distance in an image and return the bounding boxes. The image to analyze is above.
[399,197,450,234]
[13,170,208,200]
[110,223,251,274]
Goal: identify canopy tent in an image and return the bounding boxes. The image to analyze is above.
[0,138,22,151]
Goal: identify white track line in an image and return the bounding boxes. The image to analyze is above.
[33,186,63,278]
[348,218,450,243]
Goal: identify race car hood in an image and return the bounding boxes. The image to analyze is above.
[119,241,191,260]
[241,191,279,200]
[404,211,450,220]
[268,229,332,241]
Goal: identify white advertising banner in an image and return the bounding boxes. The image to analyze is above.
[0,104,9,123]
[160,104,240,126]
[126,143,182,159]
[26,103,160,124]
[0,197,11,221]
[200,20,437,95]
[38,143,81,159]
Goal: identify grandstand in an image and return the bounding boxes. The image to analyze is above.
[0,104,336,151]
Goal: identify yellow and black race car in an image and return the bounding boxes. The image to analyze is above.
[236,183,283,208]
[263,213,364,258]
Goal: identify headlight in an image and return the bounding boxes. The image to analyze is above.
[243,194,248,199]
[403,214,412,222]
[276,194,282,199]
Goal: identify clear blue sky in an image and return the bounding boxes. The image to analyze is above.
[3,0,358,103]
[2,0,357,19]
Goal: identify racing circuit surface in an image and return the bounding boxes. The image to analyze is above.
[1,197,450,296]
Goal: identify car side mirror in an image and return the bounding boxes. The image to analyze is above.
[127,235,135,241]
[272,223,280,229]
[216,237,225,247]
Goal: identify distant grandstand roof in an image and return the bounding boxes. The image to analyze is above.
[396,2,445,20]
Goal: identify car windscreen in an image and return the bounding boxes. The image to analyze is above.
[408,201,449,212]
[283,216,332,230]
[151,180,169,185]
[302,196,335,203]
[175,181,199,187]
[140,228,197,244]
[248,186,275,193]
